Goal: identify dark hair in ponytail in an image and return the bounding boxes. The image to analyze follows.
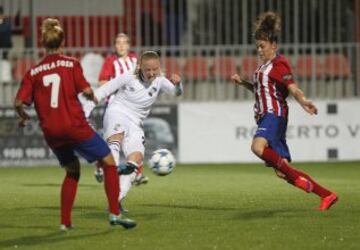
[254,11,281,43]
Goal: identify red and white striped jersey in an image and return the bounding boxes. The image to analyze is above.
[99,52,137,81]
[253,54,295,119]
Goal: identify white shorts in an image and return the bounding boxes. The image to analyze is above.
[103,107,145,157]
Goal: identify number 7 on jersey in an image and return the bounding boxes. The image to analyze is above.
[43,73,61,108]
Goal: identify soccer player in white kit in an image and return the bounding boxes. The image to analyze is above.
[94,33,151,185]
[84,50,183,211]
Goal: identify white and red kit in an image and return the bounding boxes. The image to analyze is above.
[252,54,295,119]
[99,52,137,81]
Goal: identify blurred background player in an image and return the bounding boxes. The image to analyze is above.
[98,33,137,86]
[0,5,12,59]
[231,11,338,211]
[83,50,183,212]
[14,18,136,230]
[95,33,149,187]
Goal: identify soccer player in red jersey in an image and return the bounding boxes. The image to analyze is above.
[95,33,149,191]
[14,18,136,230]
[231,12,337,211]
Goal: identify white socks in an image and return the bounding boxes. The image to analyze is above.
[108,141,121,166]
[119,172,136,201]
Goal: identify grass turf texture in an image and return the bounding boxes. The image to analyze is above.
[0,162,359,250]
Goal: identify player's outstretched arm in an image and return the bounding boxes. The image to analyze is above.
[95,74,131,101]
[288,84,318,115]
[231,74,254,92]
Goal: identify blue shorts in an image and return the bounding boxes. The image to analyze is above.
[254,113,291,162]
[52,133,111,166]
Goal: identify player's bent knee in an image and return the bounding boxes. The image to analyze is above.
[64,158,80,172]
[66,171,80,181]
[107,133,124,143]
[251,143,264,157]
[64,159,81,180]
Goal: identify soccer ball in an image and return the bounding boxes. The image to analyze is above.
[148,149,176,176]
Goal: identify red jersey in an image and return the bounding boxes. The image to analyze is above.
[16,53,94,148]
[99,53,137,81]
[253,54,295,118]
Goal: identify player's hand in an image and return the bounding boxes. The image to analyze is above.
[302,99,318,115]
[18,111,30,127]
[15,102,30,127]
[170,74,181,85]
[82,87,95,101]
[18,117,29,127]
[231,74,242,85]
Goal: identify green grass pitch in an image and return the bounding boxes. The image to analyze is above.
[0,162,359,250]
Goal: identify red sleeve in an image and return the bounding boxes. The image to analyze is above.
[271,61,295,87]
[16,71,34,105]
[73,60,90,93]
[99,56,115,81]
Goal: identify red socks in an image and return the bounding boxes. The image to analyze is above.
[261,147,299,182]
[103,165,120,215]
[261,147,332,198]
[61,165,121,225]
[292,168,332,198]
[61,172,79,226]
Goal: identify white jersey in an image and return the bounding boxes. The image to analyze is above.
[95,73,182,125]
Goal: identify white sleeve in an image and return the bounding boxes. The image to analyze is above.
[95,73,133,101]
[159,77,183,96]
[78,93,96,118]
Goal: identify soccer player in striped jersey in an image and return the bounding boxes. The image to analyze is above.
[231,12,337,211]
[15,18,136,230]
[95,33,149,187]
[98,33,137,85]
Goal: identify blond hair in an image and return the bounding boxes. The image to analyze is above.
[41,18,64,51]
[135,50,161,80]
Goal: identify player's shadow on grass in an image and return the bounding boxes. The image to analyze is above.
[142,204,305,219]
[17,205,101,212]
[141,203,238,211]
[22,183,60,187]
[0,223,55,231]
[235,208,304,220]
[14,206,106,220]
[22,183,98,188]
[0,226,113,248]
